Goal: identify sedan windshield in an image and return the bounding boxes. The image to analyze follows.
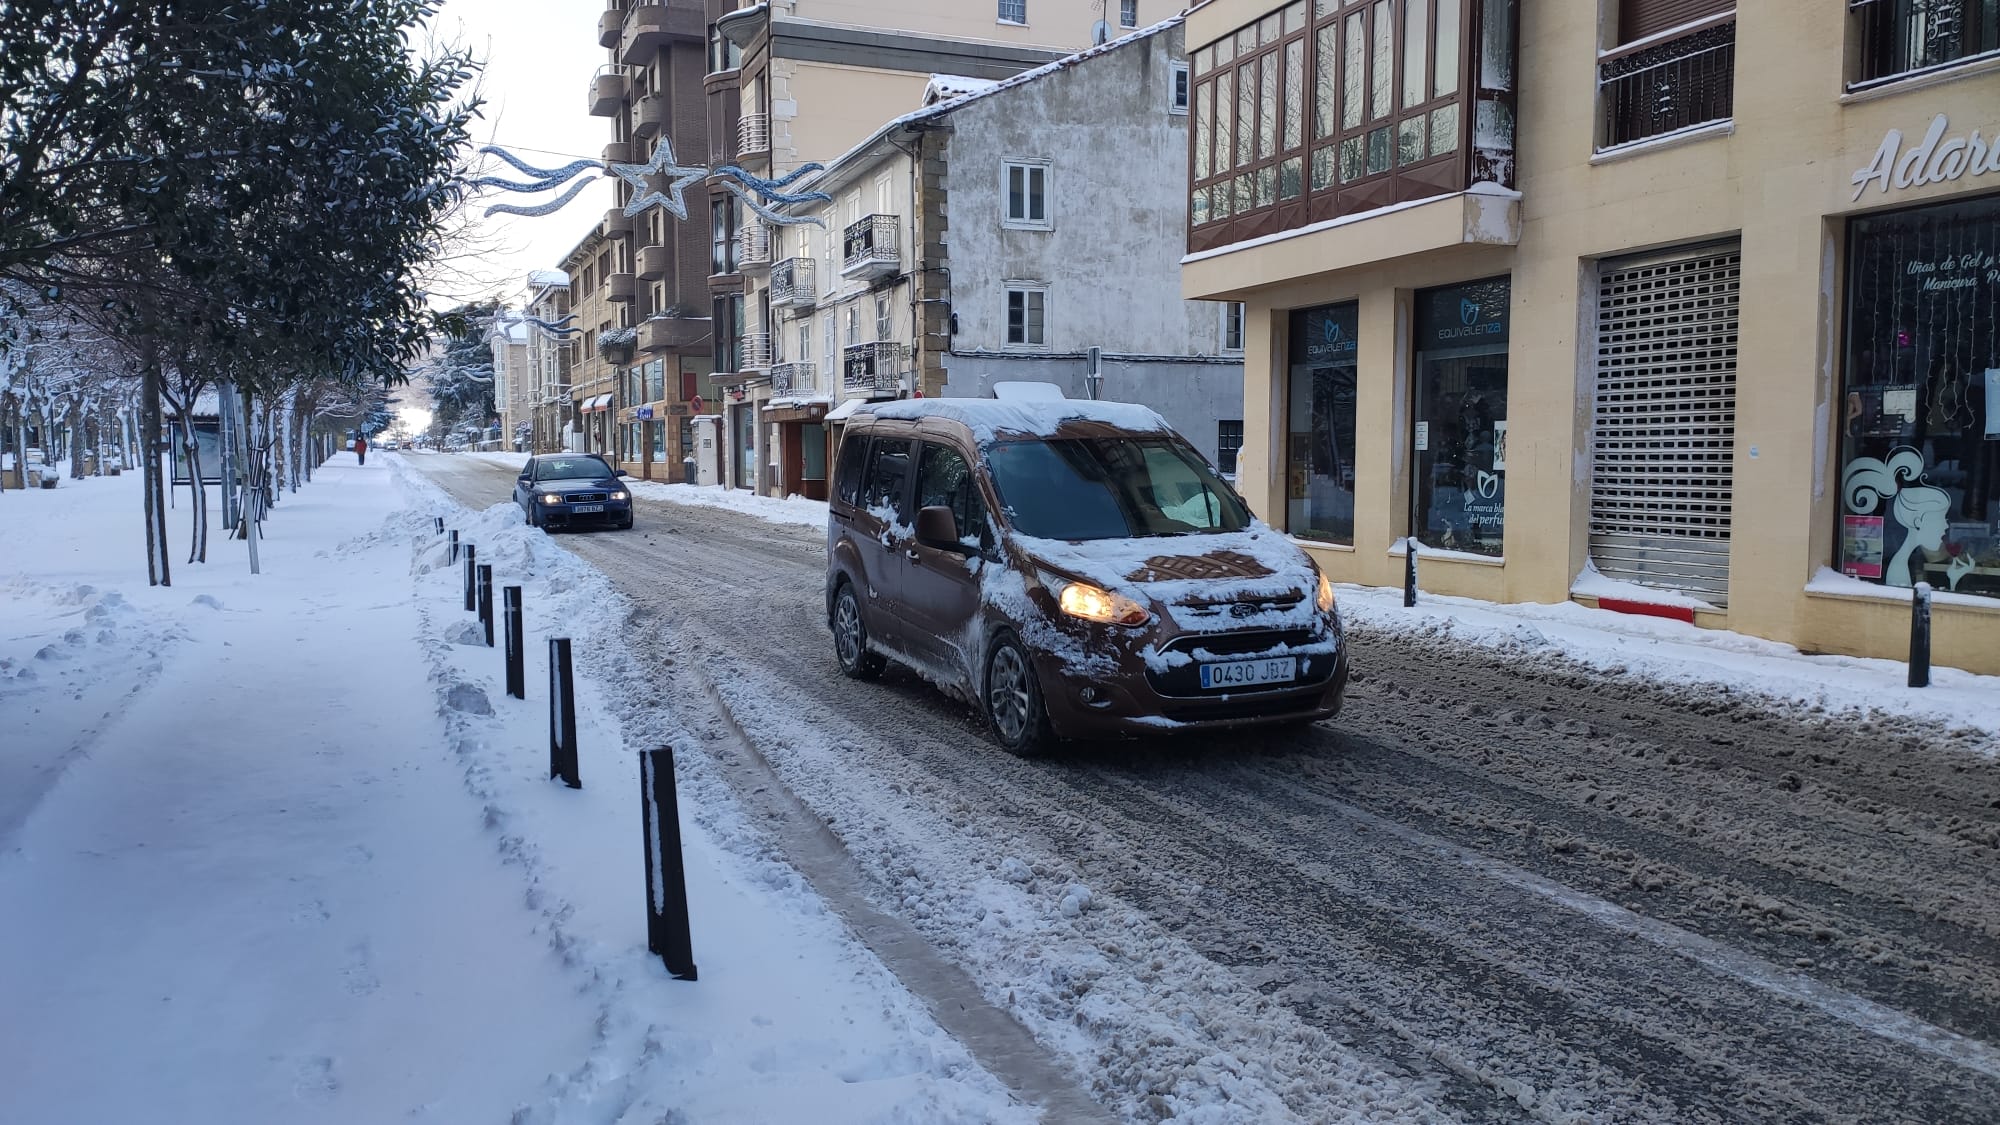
[535,456,613,481]
[985,437,1251,541]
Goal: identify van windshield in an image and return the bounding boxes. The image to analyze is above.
[984,436,1251,541]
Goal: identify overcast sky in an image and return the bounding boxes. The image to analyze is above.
[432,0,614,308]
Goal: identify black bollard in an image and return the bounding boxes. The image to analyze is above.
[639,747,697,980]
[463,544,477,612]
[448,529,460,566]
[548,638,580,788]
[478,565,494,647]
[434,516,444,535]
[1403,540,1417,608]
[1909,582,1931,689]
[504,586,524,700]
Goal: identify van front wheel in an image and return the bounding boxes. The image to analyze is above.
[985,635,1053,757]
[832,582,885,680]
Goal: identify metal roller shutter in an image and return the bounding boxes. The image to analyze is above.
[1590,244,1741,606]
[1618,0,1734,43]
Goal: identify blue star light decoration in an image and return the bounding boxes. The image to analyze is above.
[474,137,833,228]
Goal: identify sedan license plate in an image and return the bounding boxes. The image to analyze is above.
[1199,657,1296,690]
[571,503,605,513]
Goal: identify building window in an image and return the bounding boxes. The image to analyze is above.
[1121,0,1138,28]
[1221,301,1245,352]
[823,315,836,378]
[1286,302,1359,543]
[1412,277,1510,558]
[1838,195,2000,599]
[713,292,744,373]
[1851,0,2000,87]
[998,0,1027,26]
[645,359,666,403]
[708,25,742,74]
[711,198,739,276]
[1003,162,1050,228]
[1189,1,1516,243]
[1217,420,1245,476]
[1170,61,1191,114]
[875,293,893,340]
[1005,286,1048,348]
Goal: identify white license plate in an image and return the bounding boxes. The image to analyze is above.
[1199,657,1296,689]
[571,503,604,513]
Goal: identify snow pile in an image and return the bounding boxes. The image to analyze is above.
[625,479,830,527]
[0,459,1033,1124]
[862,397,1171,443]
[1569,559,1719,611]
[1334,582,2000,746]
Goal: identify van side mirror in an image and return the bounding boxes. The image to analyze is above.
[915,505,963,552]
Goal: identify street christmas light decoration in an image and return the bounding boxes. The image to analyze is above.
[474,138,833,227]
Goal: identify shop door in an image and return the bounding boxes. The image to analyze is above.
[1590,244,1741,605]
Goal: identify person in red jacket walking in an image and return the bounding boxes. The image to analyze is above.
[355,434,368,466]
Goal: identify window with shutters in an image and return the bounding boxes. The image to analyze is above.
[1597,2,1735,150]
[1850,1,2000,87]
[1187,0,1517,254]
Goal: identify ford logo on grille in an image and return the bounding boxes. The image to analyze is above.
[1230,602,1260,618]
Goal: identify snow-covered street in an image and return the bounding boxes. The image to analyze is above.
[409,451,2000,1124]
[5,452,1998,1124]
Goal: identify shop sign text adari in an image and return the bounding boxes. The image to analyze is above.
[1851,113,2000,202]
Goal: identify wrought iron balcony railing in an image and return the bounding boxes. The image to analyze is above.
[841,341,905,397]
[841,214,898,278]
[1598,15,1736,150]
[769,257,816,307]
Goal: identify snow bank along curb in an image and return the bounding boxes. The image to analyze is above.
[386,462,1032,1123]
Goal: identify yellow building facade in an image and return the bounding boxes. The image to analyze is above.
[1183,0,2000,675]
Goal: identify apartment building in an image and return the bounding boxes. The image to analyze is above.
[704,0,1182,492]
[592,0,715,479]
[560,226,623,458]
[1181,0,2000,674]
[488,314,532,450]
[740,18,1243,498]
[522,271,571,453]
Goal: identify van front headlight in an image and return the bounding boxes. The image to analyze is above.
[1043,572,1151,627]
[1316,571,1336,613]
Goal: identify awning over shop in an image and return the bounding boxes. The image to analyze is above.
[580,394,611,412]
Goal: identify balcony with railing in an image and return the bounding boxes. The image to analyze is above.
[621,4,703,65]
[841,215,899,279]
[738,222,774,272]
[606,272,637,303]
[1597,14,1736,151]
[633,92,667,138]
[1850,0,2000,89]
[636,243,669,282]
[598,5,624,48]
[769,257,817,308]
[842,342,905,398]
[639,313,708,353]
[739,330,772,372]
[602,139,635,166]
[588,66,628,117]
[769,361,815,396]
[736,112,770,166]
[602,207,634,241]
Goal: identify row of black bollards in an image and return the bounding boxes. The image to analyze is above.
[438,517,695,980]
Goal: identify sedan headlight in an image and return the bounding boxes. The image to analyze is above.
[609,490,629,501]
[539,493,562,505]
[1316,570,1336,613]
[1044,572,1151,626]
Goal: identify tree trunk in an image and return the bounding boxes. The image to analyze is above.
[141,346,171,587]
[183,415,208,564]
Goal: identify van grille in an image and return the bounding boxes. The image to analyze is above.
[1144,628,1337,698]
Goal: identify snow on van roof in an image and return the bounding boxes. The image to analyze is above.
[857,397,1172,441]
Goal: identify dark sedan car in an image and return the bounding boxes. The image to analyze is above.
[513,454,635,531]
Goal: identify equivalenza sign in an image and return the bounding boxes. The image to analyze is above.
[1851,113,2000,202]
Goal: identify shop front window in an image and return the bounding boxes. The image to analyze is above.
[1839,196,2000,597]
[626,423,642,463]
[645,359,666,403]
[1286,302,1359,543]
[1412,277,1510,557]
[649,421,666,461]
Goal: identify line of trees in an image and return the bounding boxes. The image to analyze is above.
[0,0,485,584]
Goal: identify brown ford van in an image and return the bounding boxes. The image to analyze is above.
[825,399,1349,754]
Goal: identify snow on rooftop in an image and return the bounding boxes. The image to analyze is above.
[858,397,1170,441]
[923,73,1000,105]
[526,269,570,288]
